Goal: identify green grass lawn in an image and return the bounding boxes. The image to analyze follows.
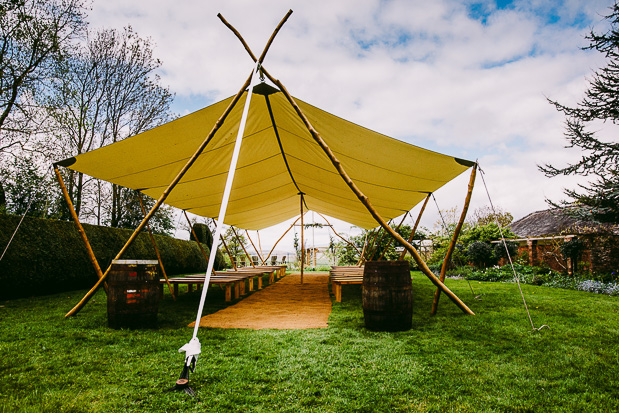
[1,273,618,412]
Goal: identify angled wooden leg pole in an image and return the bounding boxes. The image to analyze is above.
[54,166,107,294]
[431,164,477,314]
[263,66,474,315]
[265,215,302,262]
[245,230,266,265]
[399,194,431,260]
[64,71,253,318]
[138,195,175,300]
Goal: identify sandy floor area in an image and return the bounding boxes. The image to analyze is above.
[189,273,332,330]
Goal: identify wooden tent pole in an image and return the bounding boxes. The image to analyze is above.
[399,194,431,260]
[377,212,409,261]
[139,195,175,300]
[53,166,107,294]
[184,211,215,275]
[245,229,266,265]
[266,215,302,263]
[64,72,254,318]
[356,234,370,266]
[299,193,305,284]
[231,226,256,268]
[431,164,477,315]
[218,10,293,65]
[262,67,474,315]
[316,212,361,256]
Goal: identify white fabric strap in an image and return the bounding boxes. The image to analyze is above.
[189,62,262,341]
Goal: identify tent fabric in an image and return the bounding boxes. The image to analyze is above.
[57,83,474,230]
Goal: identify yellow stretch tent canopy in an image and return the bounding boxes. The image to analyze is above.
[57,83,474,230]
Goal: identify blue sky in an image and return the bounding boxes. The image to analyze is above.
[88,0,614,249]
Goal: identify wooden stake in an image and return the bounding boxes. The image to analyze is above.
[262,66,474,315]
[231,226,256,268]
[139,195,175,300]
[399,194,431,260]
[431,164,477,315]
[245,229,266,265]
[53,166,107,294]
[300,193,304,284]
[64,71,253,318]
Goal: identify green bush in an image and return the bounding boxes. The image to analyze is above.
[0,214,225,299]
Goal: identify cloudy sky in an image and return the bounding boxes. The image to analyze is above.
[88,0,613,252]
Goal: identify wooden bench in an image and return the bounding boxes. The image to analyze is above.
[160,276,241,302]
[329,266,364,302]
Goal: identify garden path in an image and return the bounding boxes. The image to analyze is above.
[189,273,332,329]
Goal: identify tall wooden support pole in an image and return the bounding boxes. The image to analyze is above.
[64,71,253,318]
[431,164,477,315]
[184,211,215,274]
[53,166,107,294]
[231,226,256,268]
[399,194,431,260]
[245,229,266,265]
[266,215,302,263]
[139,195,175,300]
[262,66,474,315]
[299,193,305,284]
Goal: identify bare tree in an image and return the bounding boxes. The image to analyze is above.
[45,26,175,225]
[0,0,87,155]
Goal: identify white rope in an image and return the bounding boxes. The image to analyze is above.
[179,63,263,368]
[0,194,35,263]
[477,162,549,332]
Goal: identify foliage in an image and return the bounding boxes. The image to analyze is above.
[470,205,514,227]
[559,237,585,262]
[334,224,424,265]
[0,213,224,299]
[103,189,174,236]
[448,263,619,297]
[467,241,495,268]
[1,276,619,411]
[541,2,619,224]
[428,221,517,269]
[0,155,58,217]
[190,222,214,250]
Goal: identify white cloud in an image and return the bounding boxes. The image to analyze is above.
[86,0,615,248]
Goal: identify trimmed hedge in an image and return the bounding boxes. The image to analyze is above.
[0,214,225,299]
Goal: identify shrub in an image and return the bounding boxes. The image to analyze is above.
[0,214,225,299]
[467,241,495,268]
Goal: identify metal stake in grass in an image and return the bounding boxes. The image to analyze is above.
[165,357,198,399]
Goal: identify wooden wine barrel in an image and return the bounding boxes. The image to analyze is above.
[362,260,412,331]
[107,260,160,329]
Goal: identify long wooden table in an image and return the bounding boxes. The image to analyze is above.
[160,266,287,302]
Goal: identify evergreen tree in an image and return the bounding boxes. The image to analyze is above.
[541,2,619,224]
